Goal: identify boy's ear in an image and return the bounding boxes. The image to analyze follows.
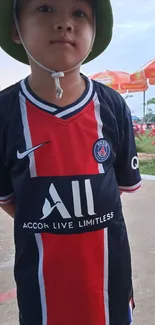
[11,21,22,44]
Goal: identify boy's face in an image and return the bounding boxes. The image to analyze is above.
[13,0,94,71]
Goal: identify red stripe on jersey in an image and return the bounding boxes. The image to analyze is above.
[124,186,141,192]
[0,194,15,204]
[26,100,99,176]
[26,98,108,324]
[41,231,106,325]
[120,185,141,193]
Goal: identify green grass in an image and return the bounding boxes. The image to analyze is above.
[135,131,155,154]
[139,159,155,175]
[135,131,155,175]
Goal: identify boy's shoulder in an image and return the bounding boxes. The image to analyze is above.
[0,81,21,118]
[91,80,132,134]
[0,81,20,101]
[92,79,129,117]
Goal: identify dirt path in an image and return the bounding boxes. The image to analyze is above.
[138,152,155,160]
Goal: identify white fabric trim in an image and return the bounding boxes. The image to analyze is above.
[93,95,109,323]
[103,228,109,325]
[0,195,15,205]
[119,181,141,192]
[19,92,37,178]
[21,78,94,118]
[0,193,14,200]
[93,93,105,174]
[35,234,47,325]
[20,80,57,113]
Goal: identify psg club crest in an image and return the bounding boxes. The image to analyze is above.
[93,139,110,163]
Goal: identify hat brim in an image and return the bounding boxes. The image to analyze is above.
[0,0,113,65]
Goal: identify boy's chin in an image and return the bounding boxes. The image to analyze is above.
[41,56,84,73]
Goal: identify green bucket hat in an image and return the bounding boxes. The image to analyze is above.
[0,0,113,65]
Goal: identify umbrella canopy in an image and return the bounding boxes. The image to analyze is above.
[130,58,155,82]
[122,81,148,92]
[130,59,155,118]
[89,70,129,92]
[127,82,148,92]
[90,70,148,93]
[149,78,155,86]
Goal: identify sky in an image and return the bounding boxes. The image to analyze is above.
[0,0,155,117]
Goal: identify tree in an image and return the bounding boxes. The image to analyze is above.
[144,113,155,123]
[147,98,155,106]
[144,98,155,122]
[147,98,155,113]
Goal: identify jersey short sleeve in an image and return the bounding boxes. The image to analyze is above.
[0,163,14,204]
[0,93,15,205]
[114,101,141,193]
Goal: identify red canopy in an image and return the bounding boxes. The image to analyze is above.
[90,70,148,93]
[131,58,155,82]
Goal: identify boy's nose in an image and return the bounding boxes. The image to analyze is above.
[54,21,74,33]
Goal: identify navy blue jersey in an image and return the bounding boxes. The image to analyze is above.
[0,76,141,325]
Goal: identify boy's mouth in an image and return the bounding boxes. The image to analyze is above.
[50,38,75,47]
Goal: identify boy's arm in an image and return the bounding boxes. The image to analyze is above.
[0,103,16,216]
[0,166,15,217]
[0,199,16,218]
[114,101,141,193]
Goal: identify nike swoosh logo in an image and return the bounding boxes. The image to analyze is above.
[17,142,50,159]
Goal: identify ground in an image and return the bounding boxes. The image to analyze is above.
[138,153,155,160]
[0,179,155,325]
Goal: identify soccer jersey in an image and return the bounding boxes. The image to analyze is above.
[0,76,141,325]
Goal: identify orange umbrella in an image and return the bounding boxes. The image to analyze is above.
[130,59,155,117]
[90,70,148,118]
[89,70,130,92]
[90,70,148,93]
[130,58,155,82]
[122,81,148,93]
[149,77,155,86]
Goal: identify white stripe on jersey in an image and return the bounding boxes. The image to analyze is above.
[20,80,57,113]
[104,228,110,325]
[93,93,105,174]
[119,181,141,192]
[35,234,47,325]
[0,193,15,204]
[93,92,109,324]
[0,193,14,200]
[19,92,37,178]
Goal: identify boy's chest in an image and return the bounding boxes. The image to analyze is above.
[8,101,117,178]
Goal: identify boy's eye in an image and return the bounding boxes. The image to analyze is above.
[37,5,53,13]
[73,10,87,18]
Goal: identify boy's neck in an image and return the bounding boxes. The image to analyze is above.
[28,67,87,107]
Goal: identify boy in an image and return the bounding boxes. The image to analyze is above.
[0,0,141,324]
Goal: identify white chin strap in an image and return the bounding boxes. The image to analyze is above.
[51,72,64,99]
[13,0,96,99]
